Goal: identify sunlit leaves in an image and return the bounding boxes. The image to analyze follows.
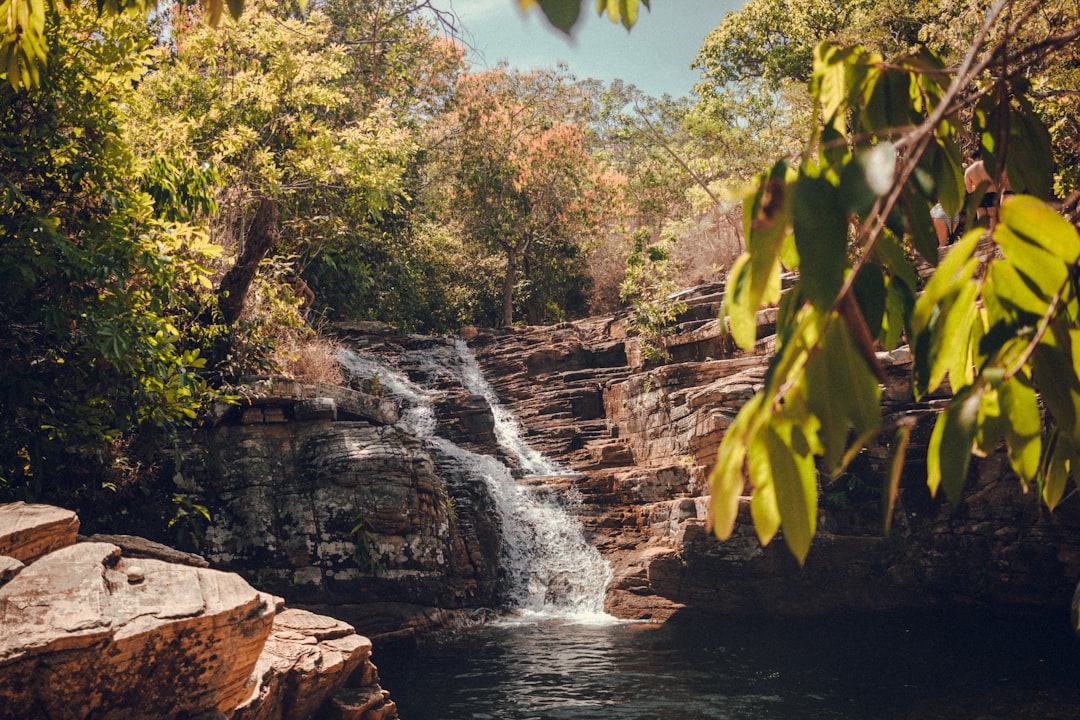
[714,12,1080,563]
[1041,430,1074,511]
[0,3,224,486]
[765,419,818,563]
[1,0,251,90]
[792,170,847,309]
[726,161,790,349]
[1000,374,1042,483]
[1,0,46,89]
[804,315,881,474]
[883,421,912,534]
[975,96,1055,201]
[927,384,982,503]
[709,393,764,541]
[520,0,648,33]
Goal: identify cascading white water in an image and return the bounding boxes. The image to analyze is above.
[450,339,562,477]
[339,345,613,620]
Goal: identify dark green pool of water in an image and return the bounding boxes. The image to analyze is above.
[376,609,1080,720]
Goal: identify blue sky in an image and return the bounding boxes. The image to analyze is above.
[442,0,746,99]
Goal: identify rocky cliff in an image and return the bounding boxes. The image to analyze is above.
[172,290,1080,636]
[173,369,504,639]
[0,502,398,720]
[463,287,1080,622]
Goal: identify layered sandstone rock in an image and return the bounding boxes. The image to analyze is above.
[171,286,1080,634]
[0,503,398,720]
[467,289,1080,621]
[175,392,503,638]
[235,609,396,720]
[0,540,276,719]
[0,502,79,563]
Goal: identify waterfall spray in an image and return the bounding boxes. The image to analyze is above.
[340,345,613,619]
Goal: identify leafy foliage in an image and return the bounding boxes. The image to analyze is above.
[520,0,650,33]
[620,230,686,363]
[1,0,245,90]
[0,4,222,496]
[428,66,627,327]
[711,2,1080,564]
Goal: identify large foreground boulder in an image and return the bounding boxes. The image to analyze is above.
[0,541,276,719]
[0,503,397,720]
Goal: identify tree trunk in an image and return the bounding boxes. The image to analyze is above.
[218,198,279,326]
[501,249,517,328]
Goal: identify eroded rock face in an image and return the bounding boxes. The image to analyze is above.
[0,504,398,720]
[0,541,276,719]
[0,502,79,563]
[235,609,396,720]
[178,288,1080,634]
[467,291,1080,622]
[177,407,503,638]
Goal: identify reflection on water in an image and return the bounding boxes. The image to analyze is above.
[377,610,1080,720]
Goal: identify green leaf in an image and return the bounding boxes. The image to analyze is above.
[910,230,980,337]
[726,161,789,350]
[724,253,757,350]
[746,160,793,257]
[226,0,244,20]
[748,432,780,547]
[523,0,582,33]
[995,227,1068,301]
[1032,341,1080,444]
[871,230,918,295]
[983,259,1052,321]
[852,262,886,340]
[812,42,851,133]
[998,194,1080,266]
[975,386,1006,458]
[1042,430,1073,511]
[933,137,965,217]
[793,172,847,309]
[1000,374,1042,485]
[1005,105,1054,200]
[709,393,764,540]
[765,419,818,565]
[926,277,978,394]
[881,275,911,350]
[805,315,882,473]
[862,68,912,132]
[883,421,912,534]
[840,143,895,217]
[927,384,983,504]
[902,186,938,266]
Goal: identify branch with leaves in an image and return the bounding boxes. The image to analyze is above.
[710,0,1080,563]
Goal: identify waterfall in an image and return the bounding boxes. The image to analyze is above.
[450,339,562,477]
[339,344,613,620]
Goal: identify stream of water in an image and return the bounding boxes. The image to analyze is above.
[340,344,1080,720]
[377,609,1080,720]
[339,344,611,617]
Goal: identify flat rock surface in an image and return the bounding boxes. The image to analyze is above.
[0,541,275,719]
[234,608,373,720]
[0,502,79,563]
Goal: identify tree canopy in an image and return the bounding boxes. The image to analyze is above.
[6,0,1080,567]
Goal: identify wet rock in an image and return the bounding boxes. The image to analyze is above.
[176,415,503,638]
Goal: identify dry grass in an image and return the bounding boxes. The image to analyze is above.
[274,330,344,386]
[668,205,744,288]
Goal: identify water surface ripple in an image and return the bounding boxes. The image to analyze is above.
[378,611,1080,720]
